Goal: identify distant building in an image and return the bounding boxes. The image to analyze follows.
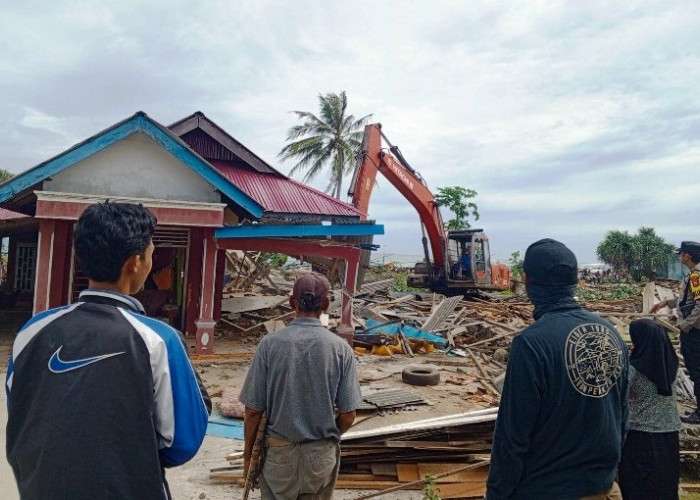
[579,263,611,273]
[657,259,685,281]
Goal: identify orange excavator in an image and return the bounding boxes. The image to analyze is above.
[348,123,510,296]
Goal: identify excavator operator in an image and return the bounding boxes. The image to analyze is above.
[455,247,472,279]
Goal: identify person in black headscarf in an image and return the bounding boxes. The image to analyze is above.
[618,319,681,500]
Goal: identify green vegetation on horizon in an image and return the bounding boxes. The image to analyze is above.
[597,227,674,281]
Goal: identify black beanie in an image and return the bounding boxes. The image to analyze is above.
[523,238,578,287]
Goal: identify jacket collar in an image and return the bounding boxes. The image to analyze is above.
[78,289,146,314]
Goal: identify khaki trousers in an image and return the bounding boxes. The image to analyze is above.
[259,438,340,500]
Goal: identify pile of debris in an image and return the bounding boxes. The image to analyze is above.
[208,263,700,495]
[210,408,495,499]
[333,409,494,497]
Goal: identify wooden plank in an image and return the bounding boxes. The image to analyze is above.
[384,440,486,449]
[221,295,288,314]
[209,472,244,483]
[341,448,395,456]
[385,294,418,306]
[464,331,514,348]
[338,474,391,481]
[417,463,488,482]
[436,481,487,499]
[643,282,655,314]
[656,285,676,302]
[370,463,397,477]
[397,463,489,483]
[607,316,628,336]
[336,479,423,490]
[466,348,500,396]
[481,318,519,332]
[655,317,680,334]
[655,285,677,315]
[210,465,242,473]
[351,460,490,499]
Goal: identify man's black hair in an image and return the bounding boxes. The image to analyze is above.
[74,201,157,283]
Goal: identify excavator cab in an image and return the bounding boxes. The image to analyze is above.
[447,230,492,287]
[409,229,509,295]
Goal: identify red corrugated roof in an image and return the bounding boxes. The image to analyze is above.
[0,208,27,220]
[210,160,363,217]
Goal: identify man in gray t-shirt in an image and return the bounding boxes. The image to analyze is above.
[240,272,362,499]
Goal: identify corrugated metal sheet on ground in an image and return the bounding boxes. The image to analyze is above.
[422,295,463,332]
[359,388,428,410]
[359,279,394,295]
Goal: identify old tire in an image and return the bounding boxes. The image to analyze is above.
[402,364,440,386]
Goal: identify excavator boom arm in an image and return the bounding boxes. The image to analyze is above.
[348,124,447,268]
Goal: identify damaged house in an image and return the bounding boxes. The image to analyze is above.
[0,111,383,352]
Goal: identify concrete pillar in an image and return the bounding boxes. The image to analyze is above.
[194,228,217,354]
[33,219,56,314]
[337,251,360,345]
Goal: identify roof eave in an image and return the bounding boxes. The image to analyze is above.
[0,112,264,219]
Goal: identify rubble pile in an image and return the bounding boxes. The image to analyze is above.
[208,263,700,495]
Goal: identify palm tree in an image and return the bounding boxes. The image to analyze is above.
[279,92,372,199]
[596,227,674,281]
[630,227,674,281]
[596,230,634,278]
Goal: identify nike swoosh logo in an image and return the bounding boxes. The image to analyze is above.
[48,346,125,373]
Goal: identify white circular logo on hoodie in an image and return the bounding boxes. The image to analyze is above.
[565,323,625,397]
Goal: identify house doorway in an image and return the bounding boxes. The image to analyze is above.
[70,227,190,331]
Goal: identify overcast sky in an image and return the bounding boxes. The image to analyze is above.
[1,1,698,265]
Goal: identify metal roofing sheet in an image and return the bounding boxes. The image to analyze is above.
[210,160,364,218]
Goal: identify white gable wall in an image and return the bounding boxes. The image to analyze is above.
[44,132,220,203]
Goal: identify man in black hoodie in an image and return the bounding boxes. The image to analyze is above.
[486,239,629,500]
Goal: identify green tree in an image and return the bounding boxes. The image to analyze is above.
[434,186,479,230]
[596,228,674,281]
[630,227,674,281]
[0,169,13,182]
[509,250,524,281]
[260,252,288,268]
[279,91,372,199]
